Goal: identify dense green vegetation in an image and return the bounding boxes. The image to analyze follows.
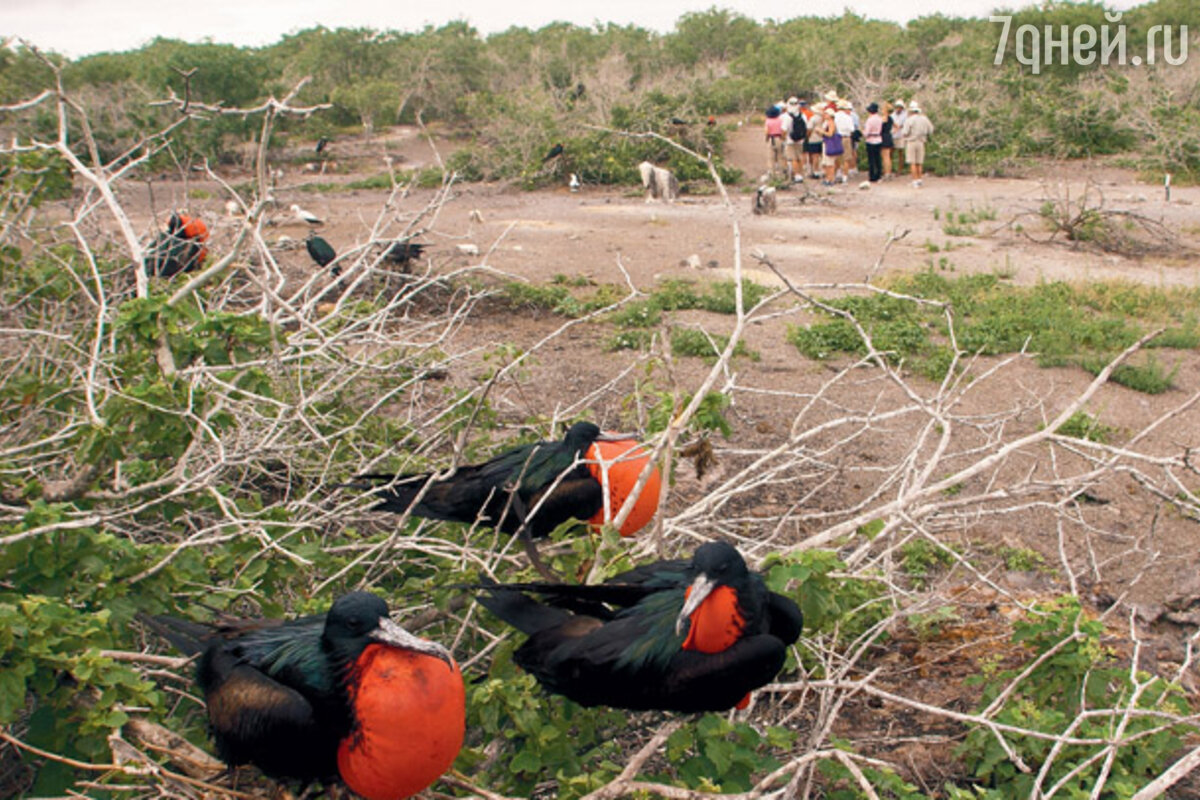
[2,1,1198,183]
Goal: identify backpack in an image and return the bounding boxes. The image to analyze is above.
[787,112,806,142]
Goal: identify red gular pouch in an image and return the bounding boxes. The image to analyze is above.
[585,438,661,537]
[681,583,751,709]
[337,645,465,800]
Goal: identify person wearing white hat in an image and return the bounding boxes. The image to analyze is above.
[781,97,807,183]
[900,101,934,186]
[891,100,908,174]
[833,100,855,183]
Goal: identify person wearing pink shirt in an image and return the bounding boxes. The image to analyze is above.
[862,102,884,183]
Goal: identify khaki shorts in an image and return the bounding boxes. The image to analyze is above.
[820,153,839,167]
[906,140,926,165]
[785,141,805,159]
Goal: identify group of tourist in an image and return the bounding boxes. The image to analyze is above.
[764,93,933,188]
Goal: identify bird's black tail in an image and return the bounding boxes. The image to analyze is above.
[346,472,437,515]
[475,581,573,636]
[139,614,211,657]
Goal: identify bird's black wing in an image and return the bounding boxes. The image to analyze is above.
[766,591,804,646]
[521,474,603,537]
[655,634,788,712]
[200,646,340,781]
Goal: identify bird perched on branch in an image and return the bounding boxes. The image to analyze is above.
[354,421,661,541]
[144,212,209,277]
[291,203,323,225]
[474,540,803,712]
[541,142,564,163]
[145,592,464,800]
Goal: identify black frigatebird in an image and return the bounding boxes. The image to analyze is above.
[541,143,564,163]
[144,212,209,278]
[384,239,427,271]
[146,592,464,800]
[355,421,655,540]
[316,136,330,154]
[306,232,339,278]
[306,232,336,267]
[474,540,803,712]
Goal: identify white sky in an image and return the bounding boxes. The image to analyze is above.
[1,0,1138,60]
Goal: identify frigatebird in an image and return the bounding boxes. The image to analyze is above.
[147,592,464,800]
[474,540,803,712]
[144,212,209,277]
[306,233,336,268]
[541,143,564,163]
[355,421,658,540]
[316,136,330,155]
[384,240,427,269]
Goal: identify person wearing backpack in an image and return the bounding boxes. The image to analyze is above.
[781,96,807,184]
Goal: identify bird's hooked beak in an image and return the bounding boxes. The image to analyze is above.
[675,573,718,636]
[372,617,455,669]
[594,430,639,443]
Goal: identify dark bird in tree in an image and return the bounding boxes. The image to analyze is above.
[542,142,564,163]
[316,136,330,154]
[144,212,209,278]
[146,592,464,800]
[355,422,658,541]
[384,239,427,269]
[474,540,803,712]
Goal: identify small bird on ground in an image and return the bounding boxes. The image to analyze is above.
[707,115,717,127]
[144,211,209,277]
[146,592,464,800]
[474,540,803,712]
[305,232,341,280]
[316,136,330,155]
[569,173,581,192]
[384,239,427,270]
[669,117,690,126]
[291,203,323,225]
[542,142,564,163]
[354,421,660,541]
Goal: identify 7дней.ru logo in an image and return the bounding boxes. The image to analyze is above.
[992,12,1188,74]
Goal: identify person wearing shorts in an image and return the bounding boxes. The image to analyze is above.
[900,101,934,186]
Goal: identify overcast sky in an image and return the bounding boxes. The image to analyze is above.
[2,0,1143,60]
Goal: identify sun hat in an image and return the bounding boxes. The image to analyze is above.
[894,99,906,108]
[837,99,851,110]
[766,105,782,118]
[908,101,922,113]
[798,98,808,106]
[867,102,879,113]
[824,90,838,102]
[786,96,799,107]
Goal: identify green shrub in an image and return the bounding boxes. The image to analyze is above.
[957,597,1189,798]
